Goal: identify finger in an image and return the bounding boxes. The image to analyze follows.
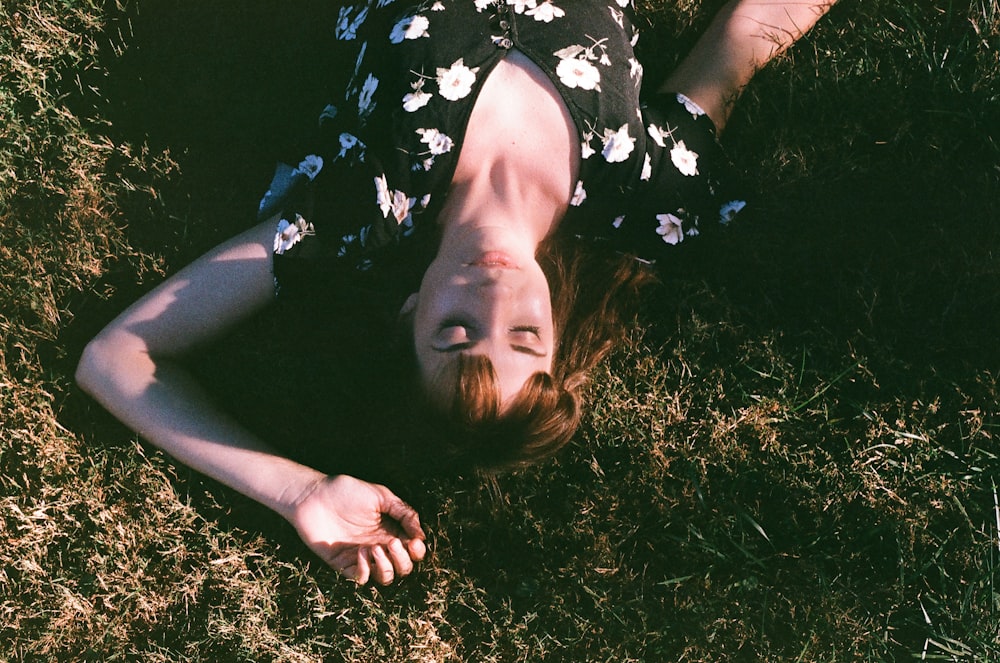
[387,538,414,577]
[406,537,427,561]
[339,563,359,583]
[323,544,361,582]
[353,547,372,586]
[370,544,395,586]
[330,547,358,572]
[382,494,425,540]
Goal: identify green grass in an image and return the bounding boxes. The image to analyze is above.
[3,0,999,660]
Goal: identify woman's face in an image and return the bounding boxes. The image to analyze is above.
[407,246,554,408]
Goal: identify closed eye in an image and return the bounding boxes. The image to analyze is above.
[509,325,545,356]
[431,325,546,355]
[441,318,476,332]
[510,325,540,335]
[433,340,477,353]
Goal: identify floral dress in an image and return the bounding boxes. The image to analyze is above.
[259,0,746,293]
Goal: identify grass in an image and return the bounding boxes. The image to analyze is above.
[2,0,999,660]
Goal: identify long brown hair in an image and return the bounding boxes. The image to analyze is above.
[411,235,657,472]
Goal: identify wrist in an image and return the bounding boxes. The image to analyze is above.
[263,463,330,522]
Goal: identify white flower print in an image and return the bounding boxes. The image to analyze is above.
[555,56,600,91]
[390,189,417,224]
[629,57,643,79]
[274,215,314,255]
[403,90,432,112]
[526,1,565,22]
[357,73,379,116]
[655,213,684,245]
[403,88,432,112]
[570,180,587,206]
[647,123,673,148]
[670,140,699,176]
[612,215,625,229]
[348,41,368,86]
[431,0,445,9]
[420,193,432,208]
[292,155,324,181]
[555,39,611,63]
[640,153,651,181]
[409,14,431,37]
[474,0,492,10]
[436,59,479,101]
[335,5,369,40]
[338,132,365,158]
[720,200,747,224]
[319,104,338,124]
[339,133,357,152]
[344,41,369,104]
[601,124,634,163]
[507,0,537,13]
[389,14,430,44]
[416,128,454,155]
[338,233,358,258]
[677,92,706,118]
[375,174,392,217]
[581,137,596,160]
[608,6,624,28]
[615,0,630,6]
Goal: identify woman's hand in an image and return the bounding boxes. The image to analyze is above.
[288,474,427,585]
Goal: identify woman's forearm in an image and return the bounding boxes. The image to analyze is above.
[77,334,325,521]
[78,335,428,587]
[661,0,836,130]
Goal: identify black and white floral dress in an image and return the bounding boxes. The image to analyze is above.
[259,0,746,292]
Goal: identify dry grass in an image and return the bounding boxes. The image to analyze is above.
[3,0,999,660]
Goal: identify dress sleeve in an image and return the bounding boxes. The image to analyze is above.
[601,91,747,262]
[258,148,432,300]
[256,155,332,299]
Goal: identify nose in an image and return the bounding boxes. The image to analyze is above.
[470,281,514,335]
[476,279,514,298]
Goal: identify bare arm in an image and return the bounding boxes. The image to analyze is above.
[76,220,425,584]
[660,0,837,132]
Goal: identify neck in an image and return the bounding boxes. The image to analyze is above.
[436,51,579,257]
[432,179,549,269]
[439,158,562,249]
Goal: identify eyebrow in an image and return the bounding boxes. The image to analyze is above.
[432,342,547,358]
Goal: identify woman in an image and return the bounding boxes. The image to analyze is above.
[77,0,835,586]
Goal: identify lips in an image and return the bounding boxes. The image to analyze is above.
[471,251,517,269]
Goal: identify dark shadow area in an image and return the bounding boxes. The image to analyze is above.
[654,90,1000,391]
[102,2,348,165]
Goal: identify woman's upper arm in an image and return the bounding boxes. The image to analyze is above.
[659,0,836,131]
[82,219,277,363]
